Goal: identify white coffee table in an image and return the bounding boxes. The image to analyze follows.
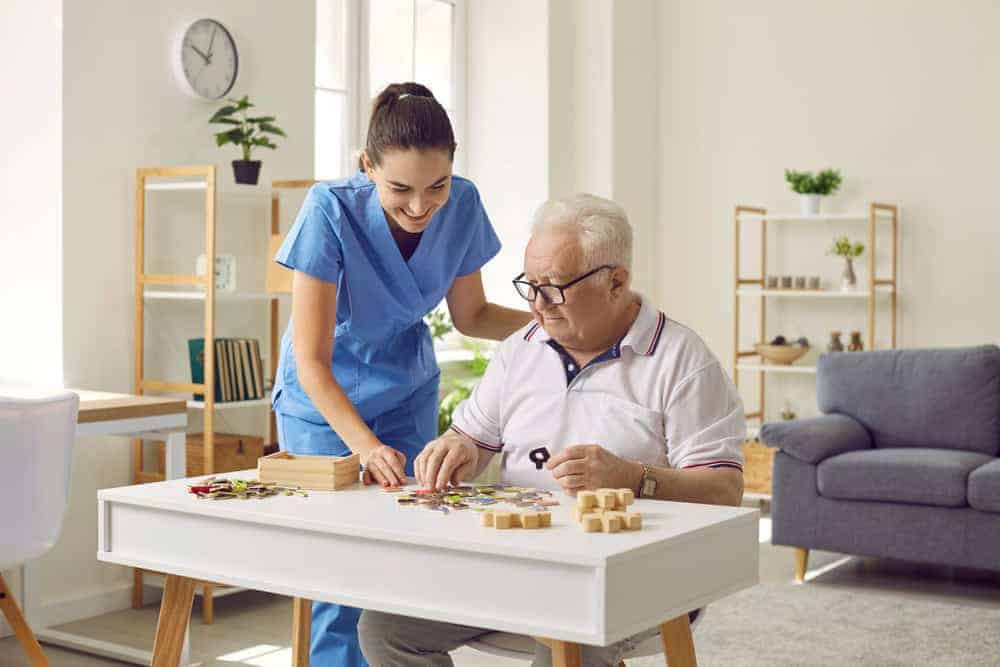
[97,474,758,666]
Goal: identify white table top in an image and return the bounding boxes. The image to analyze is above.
[98,472,757,567]
[98,472,759,645]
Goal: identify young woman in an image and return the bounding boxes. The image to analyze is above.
[271,82,532,666]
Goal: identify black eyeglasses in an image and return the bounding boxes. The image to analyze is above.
[512,265,615,305]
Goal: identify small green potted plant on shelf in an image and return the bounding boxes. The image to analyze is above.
[210,95,286,185]
[784,168,843,215]
[829,235,865,291]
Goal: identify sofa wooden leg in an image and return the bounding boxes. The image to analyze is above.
[549,639,582,667]
[794,548,809,583]
[0,574,49,667]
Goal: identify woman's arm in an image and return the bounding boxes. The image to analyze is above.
[446,270,533,341]
[291,270,405,484]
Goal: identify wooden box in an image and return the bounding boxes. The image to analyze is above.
[742,438,775,496]
[157,432,264,477]
[257,451,360,490]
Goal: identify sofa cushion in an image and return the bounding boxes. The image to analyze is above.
[968,459,1000,513]
[817,448,994,507]
[817,346,1000,455]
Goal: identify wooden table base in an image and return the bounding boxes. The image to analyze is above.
[151,575,195,667]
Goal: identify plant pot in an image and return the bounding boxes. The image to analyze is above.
[840,257,857,291]
[232,160,261,185]
[799,194,822,215]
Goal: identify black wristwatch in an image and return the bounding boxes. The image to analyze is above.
[638,463,658,499]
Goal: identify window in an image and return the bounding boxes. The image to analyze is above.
[315,0,465,180]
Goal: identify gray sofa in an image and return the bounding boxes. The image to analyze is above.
[760,345,1000,581]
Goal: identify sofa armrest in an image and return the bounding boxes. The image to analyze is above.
[759,414,872,464]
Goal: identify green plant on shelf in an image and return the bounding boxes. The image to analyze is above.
[784,168,842,195]
[828,235,865,258]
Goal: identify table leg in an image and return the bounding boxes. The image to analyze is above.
[292,598,311,667]
[151,575,196,667]
[549,639,582,667]
[659,613,697,667]
[0,574,49,667]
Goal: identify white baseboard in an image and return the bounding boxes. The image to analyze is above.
[33,581,162,630]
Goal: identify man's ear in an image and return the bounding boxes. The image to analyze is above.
[610,266,630,294]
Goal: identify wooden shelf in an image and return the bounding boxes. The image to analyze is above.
[186,397,271,410]
[143,289,284,302]
[736,211,895,223]
[737,286,895,298]
[144,181,207,191]
[737,363,817,375]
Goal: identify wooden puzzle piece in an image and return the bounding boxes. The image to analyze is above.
[481,509,552,531]
[575,488,642,533]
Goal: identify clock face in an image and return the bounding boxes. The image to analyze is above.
[179,19,238,100]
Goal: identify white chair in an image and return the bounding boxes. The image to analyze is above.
[0,385,79,667]
[467,607,705,665]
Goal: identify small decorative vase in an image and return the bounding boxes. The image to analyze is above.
[827,331,844,352]
[840,257,857,291]
[800,194,821,215]
[232,160,262,185]
[848,331,864,352]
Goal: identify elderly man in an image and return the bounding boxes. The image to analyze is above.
[358,193,745,667]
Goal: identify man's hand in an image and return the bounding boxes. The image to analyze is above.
[414,430,480,490]
[546,444,643,495]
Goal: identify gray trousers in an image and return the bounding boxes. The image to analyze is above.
[358,610,660,667]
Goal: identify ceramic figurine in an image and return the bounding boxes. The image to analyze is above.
[848,331,864,352]
[828,331,844,352]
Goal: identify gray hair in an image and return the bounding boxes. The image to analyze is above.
[531,193,633,272]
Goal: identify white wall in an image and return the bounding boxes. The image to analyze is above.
[466,0,550,308]
[21,0,315,627]
[0,0,63,386]
[656,0,1000,420]
[0,0,63,637]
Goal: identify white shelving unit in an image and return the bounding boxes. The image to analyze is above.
[733,202,900,427]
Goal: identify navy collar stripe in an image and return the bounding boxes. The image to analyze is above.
[645,311,666,356]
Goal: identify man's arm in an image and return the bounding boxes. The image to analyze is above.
[623,462,744,506]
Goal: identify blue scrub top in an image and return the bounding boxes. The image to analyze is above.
[271,171,501,426]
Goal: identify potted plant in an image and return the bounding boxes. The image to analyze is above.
[784,168,843,215]
[829,235,865,291]
[209,95,286,185]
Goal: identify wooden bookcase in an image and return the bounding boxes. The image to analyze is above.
[733,203,900,498]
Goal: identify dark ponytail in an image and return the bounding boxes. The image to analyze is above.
[360,82,457,169]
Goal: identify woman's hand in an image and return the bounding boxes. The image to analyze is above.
[414,431,480,490]
[360,443,407,487]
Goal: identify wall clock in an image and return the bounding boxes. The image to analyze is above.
[175,18,239,100]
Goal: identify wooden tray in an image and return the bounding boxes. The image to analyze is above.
[257,451,360,490]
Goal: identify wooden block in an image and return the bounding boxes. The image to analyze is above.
[576,491,597,510]
[538,511,551,527]
[494,511,513,529]
[481,510,495,527]
[521,511,541,529]
[510,512,523,528]
[574,507,585,523]
[596,490,616,509]
[602,513,622,533]
[615,488,635,507]
[623,512,642,530]
[581,513,603,533]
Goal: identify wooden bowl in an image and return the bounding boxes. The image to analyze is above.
[754,343,809,365]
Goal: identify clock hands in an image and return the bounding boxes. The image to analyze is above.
[207,26,217,59]
[189,43,211,65]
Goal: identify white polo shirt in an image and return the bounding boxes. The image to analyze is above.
[450,297,746,491]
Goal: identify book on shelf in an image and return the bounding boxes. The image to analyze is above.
[188,337,266,402]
